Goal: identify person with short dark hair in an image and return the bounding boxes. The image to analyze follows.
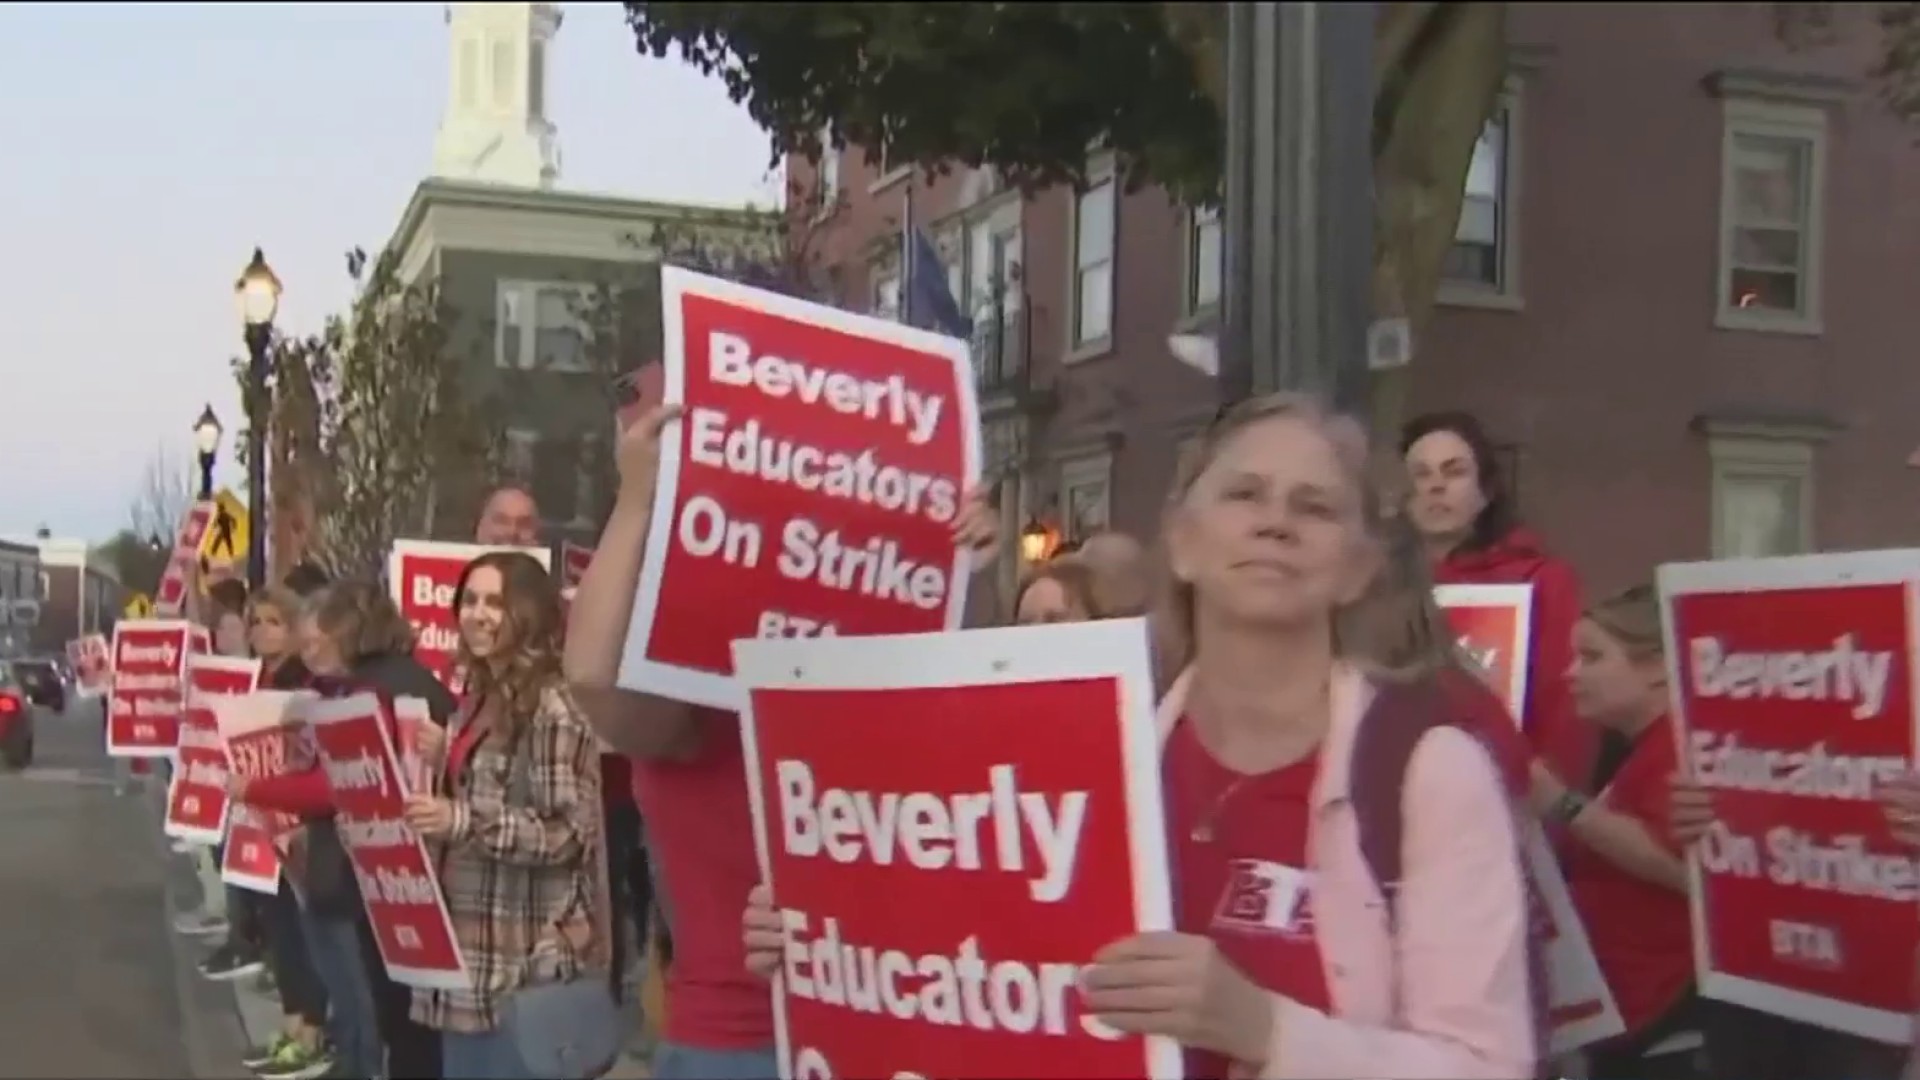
[476,487,541,547]
[1401,409,1595,795]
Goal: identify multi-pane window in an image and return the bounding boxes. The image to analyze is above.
[496,282,593,372]
[1186,204,1222,313]
[1071,171,1116,346]
[1444,107,1511,289]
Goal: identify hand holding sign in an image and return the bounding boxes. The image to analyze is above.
[616,403,682,505]
[742,883,781,980]
[1083,931,1275,1067]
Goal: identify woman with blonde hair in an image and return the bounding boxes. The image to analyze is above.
[744,393,1536,1077]
[1013,555,1105,625]
[402,551,617,1079]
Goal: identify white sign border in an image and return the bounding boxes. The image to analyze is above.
[621,265,983,710]
[1658,549,1920,1043]
[731,618,1178,1080]
[163,655,263,846]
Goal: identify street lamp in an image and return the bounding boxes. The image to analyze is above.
[1018,518,1061,564]
[192,405,222,501]
[234,248,282,590]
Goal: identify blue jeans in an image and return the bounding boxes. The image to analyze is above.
[299,906,382,1077]
[652,1043,779,1080]
[443,1026,533,1080]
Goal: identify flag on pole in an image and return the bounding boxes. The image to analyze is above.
[899,185,971,338]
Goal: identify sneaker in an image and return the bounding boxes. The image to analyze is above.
[242,1034,292,1071]
[252,1038,334,1080]
[173,912,229,938]
[199,943,266,982]
[169,838,195,854]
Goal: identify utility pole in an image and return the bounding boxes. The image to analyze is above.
[1218,2,1375,415]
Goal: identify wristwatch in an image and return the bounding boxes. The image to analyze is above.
[1549,790,1590,825]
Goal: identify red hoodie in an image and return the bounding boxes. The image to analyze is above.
[1434,527,1597,793]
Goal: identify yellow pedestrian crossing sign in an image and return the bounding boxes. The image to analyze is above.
[198,488,250,567]
[124,593,154,619]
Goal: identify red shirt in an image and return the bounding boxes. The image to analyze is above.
[628,708,772,1050]
[1163,718,1331,1077]
[1567,713,1692,1034]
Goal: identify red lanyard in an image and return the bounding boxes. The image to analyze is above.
[446,696,489,785]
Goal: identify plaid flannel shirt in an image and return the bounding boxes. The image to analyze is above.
[411,683,607,1034]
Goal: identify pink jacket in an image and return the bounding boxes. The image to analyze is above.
[1158,664,1535,1079]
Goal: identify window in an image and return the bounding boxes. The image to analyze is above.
[1071,168,1116,349]
[1717,100,1826,333]
[459,38,479,111]
[871,265,901,321]
[505,430,592,529]
[491,40,515,108]
[1185,204,1222,314]
[1058,453,1113,541]
[496,281,593,372]
[528,41,545,118]
[816,125,840,213]
[1440,94,1520,302]
[1706,431,1816,558]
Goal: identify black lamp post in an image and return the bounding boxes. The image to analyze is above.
[234,248,282,591]
[192,405,222,501]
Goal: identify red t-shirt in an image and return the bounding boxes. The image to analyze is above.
[1566,713,1692,1034]
[628,708,773,1050]
[1163,719,1331,1078]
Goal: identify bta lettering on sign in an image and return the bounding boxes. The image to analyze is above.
[106,619,203,759]
[621,268,982,710]
[1661,550,1920,1042]
[306,692,469,990]
[162,656,263,848]
[733,620,1177,1080]
[387,539,551,689]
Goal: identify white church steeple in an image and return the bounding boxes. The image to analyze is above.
[432,2,563,189]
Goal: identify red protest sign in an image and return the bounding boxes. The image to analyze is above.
[163,656,262,847]
[68,634,111,696]
[388,540,550,689]
[307,692,469,990]
[155,502,215,616]
[733,620,1176,1080]
[625,268,982,709]
[1435,584,1534,720]
[215,690,317,893]
[107,620,199,758]
[1663,552,1920,1042]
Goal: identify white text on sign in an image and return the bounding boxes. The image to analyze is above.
[677,499,949,612]
[707,331,945,447]
[1689,634,1892,720]
[776,761,1087,903]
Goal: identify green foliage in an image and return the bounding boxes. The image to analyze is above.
[1776,3,1920,119]
[92,530,167,595]
[623,2,1224,204]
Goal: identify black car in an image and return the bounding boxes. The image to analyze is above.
[0,662,33,768]
[13,658,65,714]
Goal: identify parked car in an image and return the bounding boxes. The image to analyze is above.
[12,658,65,714]
[0,663,34,768]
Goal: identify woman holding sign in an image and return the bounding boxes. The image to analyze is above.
[1402,410,1596,798]
[1529,585,1700,1079]
[742,393,1538,1077]
[401,552,619,1080]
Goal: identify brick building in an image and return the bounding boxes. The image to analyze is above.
[793,4,1920,596]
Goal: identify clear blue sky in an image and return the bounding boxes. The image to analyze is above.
[0,2,775,544]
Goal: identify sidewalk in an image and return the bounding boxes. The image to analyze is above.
[162,810,654,1079]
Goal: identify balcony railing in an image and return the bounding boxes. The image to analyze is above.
[969,312,1028,394]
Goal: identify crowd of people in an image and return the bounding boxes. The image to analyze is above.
[134,387,1919,1080]
[159,487,653,1080]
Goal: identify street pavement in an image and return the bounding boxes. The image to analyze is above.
[0,694,246,1079]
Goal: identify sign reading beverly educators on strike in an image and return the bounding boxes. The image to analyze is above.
[1662,550,1920,1042]
[1434,586,1623,1053]
[107,619,202,758]
[388,540,550,688]
[306,692,469,990]
[163,656,262,847]
[154,502,215,616]
[622,267,981,709]
[215,690,317,893]
[67,634,110,696]
[734,620,1177,1080]
[1434,584,1534,722]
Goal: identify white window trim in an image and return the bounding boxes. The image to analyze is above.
[813,125,841,222]
[1706,433,1815,558]
[1056,451,1114,540]
[869,258,901,322]
[1714,98,1827,336]
[1065,153,1119,363]
[1178,202,1224,325]
[495,280,594,372]
[1438,77,1524,312]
